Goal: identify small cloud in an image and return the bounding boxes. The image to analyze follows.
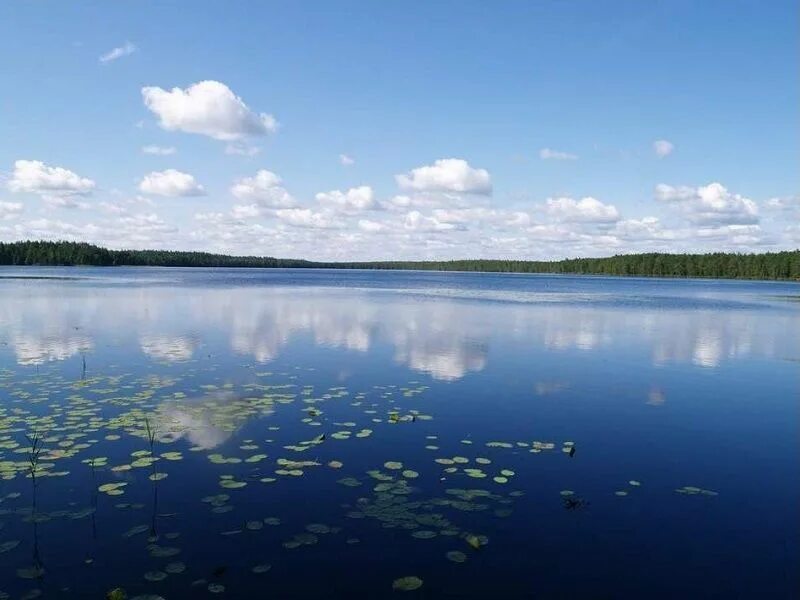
[396,158,491,195]
[138,169,205,197]
[339,154,355,166]
[141,145,177,156]
[539,148,578,161]
[655,182,758,225]
[765,195,800,213]
[275,207,338,229]
[231,170,295,208]
[316,186,375,213]
[545,196,619,223]
[7,160,95,204]
[99,41,137,65]
[653,139,674,158]
[225,143,261,157]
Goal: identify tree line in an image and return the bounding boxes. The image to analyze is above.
[0,240,798,280]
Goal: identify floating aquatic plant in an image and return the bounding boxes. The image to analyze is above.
[392,576,423,591]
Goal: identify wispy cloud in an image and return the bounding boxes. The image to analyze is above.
[99,41,137,64]
[539,148,578,161]
[653,139,674,158]
[141,145,177,156]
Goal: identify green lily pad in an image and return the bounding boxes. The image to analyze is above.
[392,576,423,591]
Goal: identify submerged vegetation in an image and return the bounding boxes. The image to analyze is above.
[1,240,799,280]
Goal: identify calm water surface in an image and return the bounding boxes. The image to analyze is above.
[0,268,798,599]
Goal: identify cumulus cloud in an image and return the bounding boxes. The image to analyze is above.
[230,170,294,208]
[546,196,620,223]
[653,139,674,158]
[142,145,176,155]
[8,160,95,205]
[358,219,386,233]
[539,148,578,161]
[231,204,262,219]
[404,210,458,232]
[142,80,277,141]
[0,201,23,220]
[612,217,678,242]
[396,159,492,195]
[429,207,527,230]
[656,182,758,225]
[316,186,375,213]
[275,208,338,229]
[339,154,355,166]
[139,169,205,197]
[8,218,101,241]
[99,41,136,64]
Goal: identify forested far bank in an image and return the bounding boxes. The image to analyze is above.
[0,241,798,280]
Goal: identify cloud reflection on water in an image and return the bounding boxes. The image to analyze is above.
[0,283,795,379]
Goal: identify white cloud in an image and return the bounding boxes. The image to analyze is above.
[99,41,136,64]
[142,145,177,155]
[230,170,295,208]
[142,80,277,141]
[225,143,261,156]
[430,207,525,230]
[275,208,338,229]
[339,154,355,166]
[539,148,578,161]
[358,219,386,233]
[117,212,177,233]
[655,183,694,202]
[315,186,375,213]
[9,218,101,241]
[0,201,23,220]
[403,210,458,232]
[656,182,758,225]
[653,139,674,158]
[385,195,413,210]
[231,204,262,219]
[765,195,800,213]
[43,196,89,210]
[396,159,492,195]
[138,169,205,197]
[8,160,95,203]
[546,196,620,223]
[612,217,678,242]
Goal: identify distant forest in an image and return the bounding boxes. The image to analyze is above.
[1,240,799,280]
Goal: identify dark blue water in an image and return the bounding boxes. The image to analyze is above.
[0,268,797,599]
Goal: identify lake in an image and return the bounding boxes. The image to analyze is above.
[0,268,797,599]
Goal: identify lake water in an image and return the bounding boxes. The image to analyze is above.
[0,268,797,599]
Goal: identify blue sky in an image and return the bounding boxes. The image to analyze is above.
[0,1,797,260]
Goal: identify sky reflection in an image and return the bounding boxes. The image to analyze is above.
[1,274,796,380]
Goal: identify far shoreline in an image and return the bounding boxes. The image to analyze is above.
[1,263,799,285]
